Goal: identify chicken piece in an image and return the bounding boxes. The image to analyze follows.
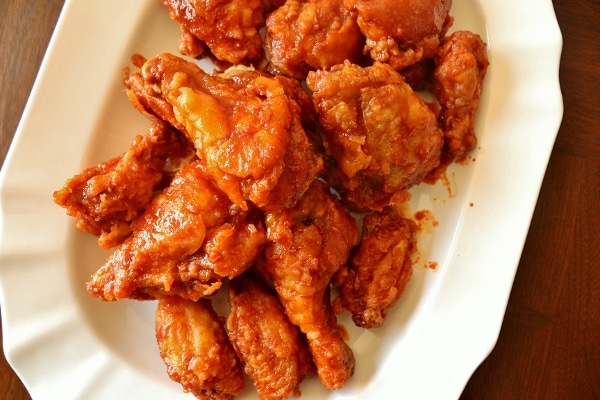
[263,181,359,390]
[178,211,268,282]
[265,0,364,80]
[306,61,443,211]
[433,30,489,157]
[125,53,322,211]
[227,273,315,400]
[138,212,267,301]
[155,296,245,400]
[179,25,207,59]
[86,160,234,301]
[161,0,265,65]
[53,121,193,249]
[335,208,417,329]
[345,0,452,70]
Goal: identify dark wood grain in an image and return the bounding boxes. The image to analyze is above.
[1,1,598,399]
[0,1,64,399]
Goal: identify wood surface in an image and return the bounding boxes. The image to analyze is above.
[1,1,598,399]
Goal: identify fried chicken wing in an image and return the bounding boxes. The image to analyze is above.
[227,273,315,400]
[156,296,245,400]
[86,160,234,301]
[345,0,453,70]
[306,61,443,211]
[161,0,265,65]
[263,181,359,390]
[125,53,322,211]
[53,122,193,249]
[433,30,489,157]
[265,0,364,80]
[335,208,417,329]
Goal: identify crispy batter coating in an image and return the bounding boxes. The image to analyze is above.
[86,160,235,301]
[53,122,193,249]
[307,61,443,211]
[179,212,268,281]
[124,53,322,211]
[265,0,364,80]
[335,208,417,329]
[155,297,245,400]
[227,273,315,400]
[263,181,359,390]
[161,0,265,64]
[345,0,453,70]
[178,25,207,59]
[433,30,489,157]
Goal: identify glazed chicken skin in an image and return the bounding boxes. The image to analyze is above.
[265,0,364,80]
[335,208,417,329]
[86,160,245,301]
[433,30,489,157]
[161,0,265,65]
[263,180,359,390]
[53,121,193,249]
[155,296,245,400]
[227,273,315,400]
[124,53,322,212]
[345,0,452,70]
[307,61,443,211]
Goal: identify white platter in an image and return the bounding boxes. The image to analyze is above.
[0,0,563,399]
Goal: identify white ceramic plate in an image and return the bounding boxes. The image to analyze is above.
[0,0,563,399]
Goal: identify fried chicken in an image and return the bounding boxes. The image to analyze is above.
[86,160,236,301]
[178,211,268,281]
[335,208,417,329]
[124,53,322,211]
[306,61,443,211]
[227,273,315,400]
[161,0,265,65]
[155,296,245,400]
[53,121,193,249]
[263,181,359,390]
[433,30,489,157]
[345,0,453,70]
[265,0,364,80]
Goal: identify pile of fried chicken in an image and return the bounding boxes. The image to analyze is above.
[53,0,489,399]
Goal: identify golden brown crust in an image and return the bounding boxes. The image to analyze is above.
[335,208,417,329]
[346,0,453,70]
[53,122,193,249]
[227,273,314,400]
[86,160,233,301]
[155,297,245,400]
[162,0,265,65]
[433,30,489,157]
[307,61,443,211]
[263,181,359,389]
[265,0,364,80]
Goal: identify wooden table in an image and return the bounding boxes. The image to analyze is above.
[1,1,598,399]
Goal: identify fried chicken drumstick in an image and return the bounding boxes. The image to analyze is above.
[263,181,359,390]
